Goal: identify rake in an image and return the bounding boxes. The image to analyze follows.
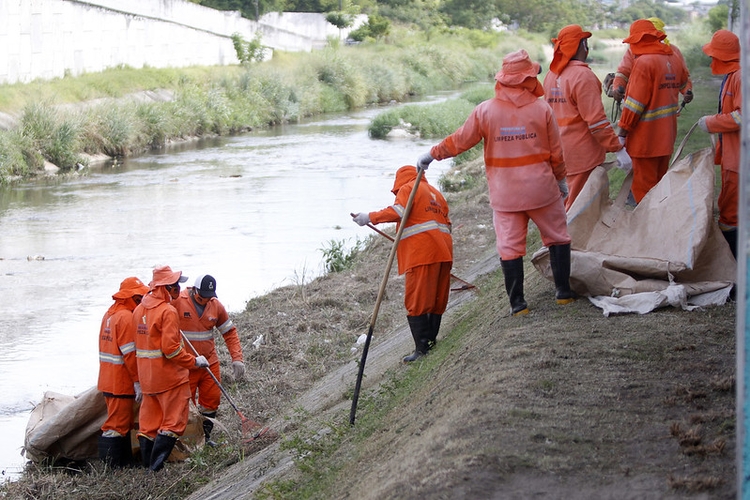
[180,331,271,442]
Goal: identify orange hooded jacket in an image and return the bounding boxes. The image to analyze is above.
[133,287,196,394]
[705,70,741,174]
[543,60,622,175]
[430,79,565,212]
[173,289,243,366]
[97,299,139,396]
[617,29,688,158]
[369,166,453,275]
[613,45,692,99]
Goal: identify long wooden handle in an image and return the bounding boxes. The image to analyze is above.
[349,168,425,425]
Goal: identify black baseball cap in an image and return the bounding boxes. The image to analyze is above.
[194,274,217,298]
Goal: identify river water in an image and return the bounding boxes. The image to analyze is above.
[0,100,454,480]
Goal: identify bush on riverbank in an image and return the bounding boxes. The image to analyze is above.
[0,27,524,184]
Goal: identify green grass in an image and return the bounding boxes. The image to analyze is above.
[0,27,527,183]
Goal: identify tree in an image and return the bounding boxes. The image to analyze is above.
[440,0,497,30]
[706,4,729,31]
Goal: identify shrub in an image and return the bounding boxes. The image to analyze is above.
[320,238,364,273]
[20,101,84,170]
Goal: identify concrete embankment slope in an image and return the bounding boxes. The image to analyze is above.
[0,0,365,85]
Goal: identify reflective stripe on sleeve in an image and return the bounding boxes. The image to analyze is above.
[623,96,645,115]
[136,348,163,359]
[119,341,135,355]
[99,352,125,365]
[217,319,233,335]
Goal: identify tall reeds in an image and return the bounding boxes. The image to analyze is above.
[0,28,520,183]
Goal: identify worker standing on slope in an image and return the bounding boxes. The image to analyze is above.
[616,19,689,203]
[417,49,575,316]
[97,276,150,468]
[134,265,209,472]
[610,17,693,107]
[352,165,453,362]
[697,29,742,259]
[173,274,246,446]
[543,24,631,210]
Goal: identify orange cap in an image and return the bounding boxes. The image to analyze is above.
[112,276,150,299]
[495,49,541,87]
[623,19,666,44]
[702,29,740,62]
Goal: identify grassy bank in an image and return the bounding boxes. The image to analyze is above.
[0,27,529,184]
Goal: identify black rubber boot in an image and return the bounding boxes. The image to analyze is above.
[202,411,218,447]
[500,257,529,316]
[117,433,133,467]
[138,435,154,469]
[98,435,123,468]
[548,244,577,304]
[403,315,430,362]
[149,433,178,472]
[722,228,737,260]
[426,313,442,347]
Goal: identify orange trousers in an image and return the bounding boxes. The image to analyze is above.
[564,169,594,211]
[719,169,738,228]
[404,262,452,316]
[492,198,571,260]
[137,382,191,439]
[102,396,136,436]
[189,362,222,413]
[631,155,670,203]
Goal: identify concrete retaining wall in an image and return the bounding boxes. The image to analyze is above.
[0,0,365,84]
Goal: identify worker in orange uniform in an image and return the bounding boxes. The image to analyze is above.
[173,274,245,446]
[543,24,631,210]
[352,165,453,362]
[697,29,742,259]
[133,265,209,472]
[610,17,693,107]
[617,19,689,203]
[418,49,575,316]
[97,276,150,468]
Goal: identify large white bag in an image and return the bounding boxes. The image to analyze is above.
[532,147,735,315]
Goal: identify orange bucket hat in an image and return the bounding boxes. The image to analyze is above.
[495,49,542,87]
[702,29,740,62]
[623,19,666,44]
[112,276,150,299]
[150,265,188,287]
[550,24,592,74]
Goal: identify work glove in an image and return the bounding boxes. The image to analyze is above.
[615,147,632,173]
[195,355,209,368]
[618,135,626,147]
[134,382,142,403]
[697,116,709,133]
[232,360,246,380]
[558,178,569,200]
[683,89,694,104]
[612,86,625,103]
[352,212,370,226]
[417,152,433,171]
